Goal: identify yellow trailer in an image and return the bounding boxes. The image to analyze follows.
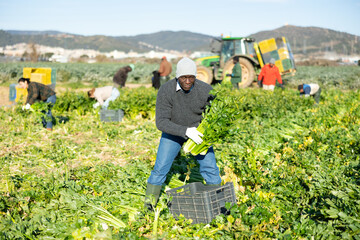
[196,36,296,87]
[255,37,296,74]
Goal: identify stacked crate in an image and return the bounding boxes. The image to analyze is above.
[258,37,296,74]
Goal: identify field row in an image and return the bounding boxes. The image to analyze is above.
[1,62,360,90]
[1,85,359,238]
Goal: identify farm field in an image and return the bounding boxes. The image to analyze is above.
[0,62,359,88]
[0,63,360,239]
[0,62,167,86]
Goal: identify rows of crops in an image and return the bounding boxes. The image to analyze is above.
[1,80,359,238]
[1,62,360,90]
[284,65,360,90]
[0,62,169,86]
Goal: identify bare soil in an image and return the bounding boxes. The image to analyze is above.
[0,87,12,107]
[296,59,339,66]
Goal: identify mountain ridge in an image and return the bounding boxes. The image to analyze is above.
[1,25,359,55]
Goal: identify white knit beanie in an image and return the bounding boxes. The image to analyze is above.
[176,57,197,78]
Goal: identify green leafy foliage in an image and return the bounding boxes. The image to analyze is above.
[1,69,360,238]
[108,87,157,119]
[184,83,245,155]
[0,62,162,85]
[53,91,95,115]
[284,66,360,89]
[52,88,156,118]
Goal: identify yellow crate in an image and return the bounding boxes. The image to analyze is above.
[278,48,290,60]
[15,86,28,103]
[23,68,52,85]
[30,73,46,83]
[258,38,277,53]
[275,60,284,73]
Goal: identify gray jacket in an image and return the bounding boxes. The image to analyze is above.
[155,78,213,138]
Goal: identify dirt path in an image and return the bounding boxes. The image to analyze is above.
[0,87,12,107]
[0,83,152,107]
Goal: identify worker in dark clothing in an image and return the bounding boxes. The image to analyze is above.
[18,77,56,131]
[144,57,221,210]
[152,70,161,89]
[226,57,242,89]
[113,64,134,88]
[298,83,321,104]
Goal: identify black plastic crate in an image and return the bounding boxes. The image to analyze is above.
[167,182,236,224]
[100,109,124,122]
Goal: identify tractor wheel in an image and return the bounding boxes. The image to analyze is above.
[196,66,213,84]
[223,58,256,88]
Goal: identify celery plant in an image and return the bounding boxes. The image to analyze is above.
[183,85,244,155]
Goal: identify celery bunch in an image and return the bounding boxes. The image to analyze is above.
[183,85,244,155]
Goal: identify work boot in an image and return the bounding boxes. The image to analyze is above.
[144,183,162,211]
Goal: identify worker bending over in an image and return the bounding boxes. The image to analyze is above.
[88,86,120,109]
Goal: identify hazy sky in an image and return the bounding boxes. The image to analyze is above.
[0,0,359,37]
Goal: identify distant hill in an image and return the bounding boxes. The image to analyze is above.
[0,30,152,53]
[0,30,213,53]
[128,31,213,52]
[1,26,359,55]
[7,30,66,35]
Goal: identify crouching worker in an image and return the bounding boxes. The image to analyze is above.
[298,83,321,104]
[18,77,56,131]
[88,86,120,109]
[144,57,222,210]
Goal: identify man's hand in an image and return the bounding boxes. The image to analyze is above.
[186,127,203,145]
[22,103,31,110]
[93,102,100,109]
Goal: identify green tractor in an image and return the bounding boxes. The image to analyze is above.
[195,36,296,88]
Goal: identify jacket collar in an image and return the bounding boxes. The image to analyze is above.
[176,79,194,93]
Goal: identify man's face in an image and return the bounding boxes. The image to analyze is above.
[269,63,274,68]
[18,81,28,89]
[178,75,195,91]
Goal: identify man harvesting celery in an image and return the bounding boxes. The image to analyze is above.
[145,57,222,210]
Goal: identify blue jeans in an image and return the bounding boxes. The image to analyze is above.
[147,133,221,186]
[42,95,56,129]
[102,87,120,109]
